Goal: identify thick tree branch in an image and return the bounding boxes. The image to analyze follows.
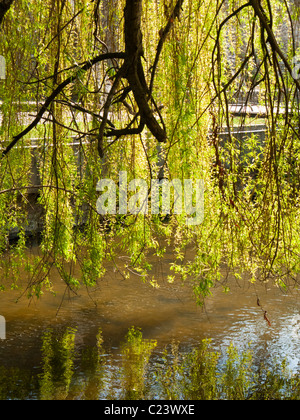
[106,118,145,140]
[123,0,167,143]
[2,0,174,159]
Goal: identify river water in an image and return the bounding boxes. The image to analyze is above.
[0,247,300,399]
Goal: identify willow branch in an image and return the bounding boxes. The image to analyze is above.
[1,52,126,158]
[249,0,300,92]
[124,0,167,143]
[97,67,124,158]
[105,115,145,140]
[149,0,185,95]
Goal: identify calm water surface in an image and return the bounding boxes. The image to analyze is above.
[0,248,300,399]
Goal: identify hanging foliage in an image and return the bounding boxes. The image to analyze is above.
[0,0,299,303]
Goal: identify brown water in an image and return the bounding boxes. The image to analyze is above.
[0,248,300,399]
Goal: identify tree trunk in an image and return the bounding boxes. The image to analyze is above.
[123,0,167,143]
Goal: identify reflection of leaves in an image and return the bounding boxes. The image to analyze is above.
[3,328,300,399]
[39,327,77,400]
[39,329,55,400]
[0,366,38,400]
[121,327,157,400]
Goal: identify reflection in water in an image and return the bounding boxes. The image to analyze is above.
[39,328,77,400]
[0,366,38,400]
[1,327,300,400]
[38,327,159,400]
[120,327,157,400]
[1,248,300,399]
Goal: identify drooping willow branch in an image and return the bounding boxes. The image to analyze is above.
[213,0,300,104]
[1,52,126,158]
[1,0,185,161]
[149,0,184,95]
[211,0,300,280]
[249,0,300,92]
[97,0,185,151]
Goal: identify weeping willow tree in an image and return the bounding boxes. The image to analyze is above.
[0,0,300,302]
